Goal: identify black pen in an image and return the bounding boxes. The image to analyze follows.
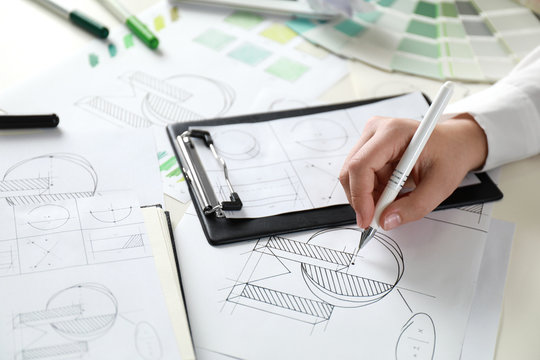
[0,114,60,129]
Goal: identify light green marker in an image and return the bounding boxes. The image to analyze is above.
[97,0,159,49]
[33,0,109,39]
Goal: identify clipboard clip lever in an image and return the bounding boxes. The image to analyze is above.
[177,129,243,218]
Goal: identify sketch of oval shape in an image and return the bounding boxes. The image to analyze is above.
[292,118,348,152]
[141,74,235,125]
[301,228,404,307]
[27,204,70,230]
[213,129,260,160]
[395,313,436,360]
[1,153,97,206]
[135,321,163,360]
[46,283,118,340]
[90,206,133,223]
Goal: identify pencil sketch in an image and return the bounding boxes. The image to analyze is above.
[89,233,145,255]
[395,313,436,360]
[0,153,98,206]
[135,321,163,360]
[293,159,345,206]
[90,205,133,224]
[26,204,71,231]
[225,228,405,325]
[291,118,349,152]
[76,71,236,128]
[213,129,260,160]
[268,98,309,111]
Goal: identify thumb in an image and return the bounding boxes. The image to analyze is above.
[378,170,458,230]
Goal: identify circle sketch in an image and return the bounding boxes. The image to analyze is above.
[301,228,404,307]
[213,129,260,160]
[46,283,118,340]
[292,118,348,152]
[141,74,235,125]
[27,204,70,231]
[1,153,98,206]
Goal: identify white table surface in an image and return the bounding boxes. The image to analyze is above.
[1,1,539,359]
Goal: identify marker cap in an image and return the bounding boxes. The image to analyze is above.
[126,16,159,49]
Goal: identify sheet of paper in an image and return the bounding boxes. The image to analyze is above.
[193,92,429,218]
[461,218,515,360]
[0,191,181,359]
[0,1,348,203]
[0,129,162,206]
[174,203,488,359]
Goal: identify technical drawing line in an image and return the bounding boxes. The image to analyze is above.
[301,263,392,297]
[397,289,413,313]
[424,216,488,233]
[143,93,203,123]
[228,283,334,320]
[15,305,83,325]
[265,236,353,266]
[128,71,193,102]
[76,96,151,128]
[6,192,95,206]
[20,342,88,360]
[90,206,133,223]
[0,178,49,192]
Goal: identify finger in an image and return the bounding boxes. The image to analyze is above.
[347,132,403,228]
[339,125,377,205]
[379,166,463,230]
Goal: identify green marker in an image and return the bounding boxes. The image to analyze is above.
[33,0,109,39]
[96,0,159,50]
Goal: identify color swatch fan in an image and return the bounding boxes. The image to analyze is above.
[287,0,540,82]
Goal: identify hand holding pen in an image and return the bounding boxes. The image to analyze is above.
[339,82,489,248]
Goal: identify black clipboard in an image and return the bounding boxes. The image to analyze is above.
[167,94,503,245]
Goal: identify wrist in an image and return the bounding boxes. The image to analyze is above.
[442,113,488,171]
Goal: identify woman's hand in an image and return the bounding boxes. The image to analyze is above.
[339,113,488,230]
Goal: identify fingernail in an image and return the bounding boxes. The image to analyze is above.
[356,213,363,228]
[383,213,402,230]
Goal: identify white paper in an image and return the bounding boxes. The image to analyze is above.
[461,218,515,360]
[194,92,430,218]
[0,191,181,359]
[0,2,348,203]
[0,129,163,206]
[174,204,488,359]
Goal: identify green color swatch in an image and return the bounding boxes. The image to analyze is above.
[334,20,366,37]
[415,1,438,18]
[266,58,309,82]
[445,41,474,58]
[124,33,134,48]
[224,11,264,30]
[407,20,438,39]
[160,156,177,172]
[194,29,236,51]
[89,53,99,67]
[154,15,166,31]
[443,22,466,38]
[391,54,442,79]
[398,38,439,58]
[286,18,316,34]
[158,151,167,160]
[108,44,117,57]
[441,2,458,17]
[355,11,382,23]
[378,0,395,7]
[260,24,297,44]
[167,167,182,178]
[228,43,272,65]
[170,7,180,22]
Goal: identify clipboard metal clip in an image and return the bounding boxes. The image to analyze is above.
[177,129,242,217]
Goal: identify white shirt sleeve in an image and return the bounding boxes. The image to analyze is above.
[445,46,540,171]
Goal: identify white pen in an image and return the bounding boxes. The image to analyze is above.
[359,81,455,249]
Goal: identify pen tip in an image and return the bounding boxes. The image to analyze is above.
[359,227,376,250]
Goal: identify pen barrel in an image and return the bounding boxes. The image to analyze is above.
[0,114,59,129]
[126,16,159,49]
[69,11,109,39]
